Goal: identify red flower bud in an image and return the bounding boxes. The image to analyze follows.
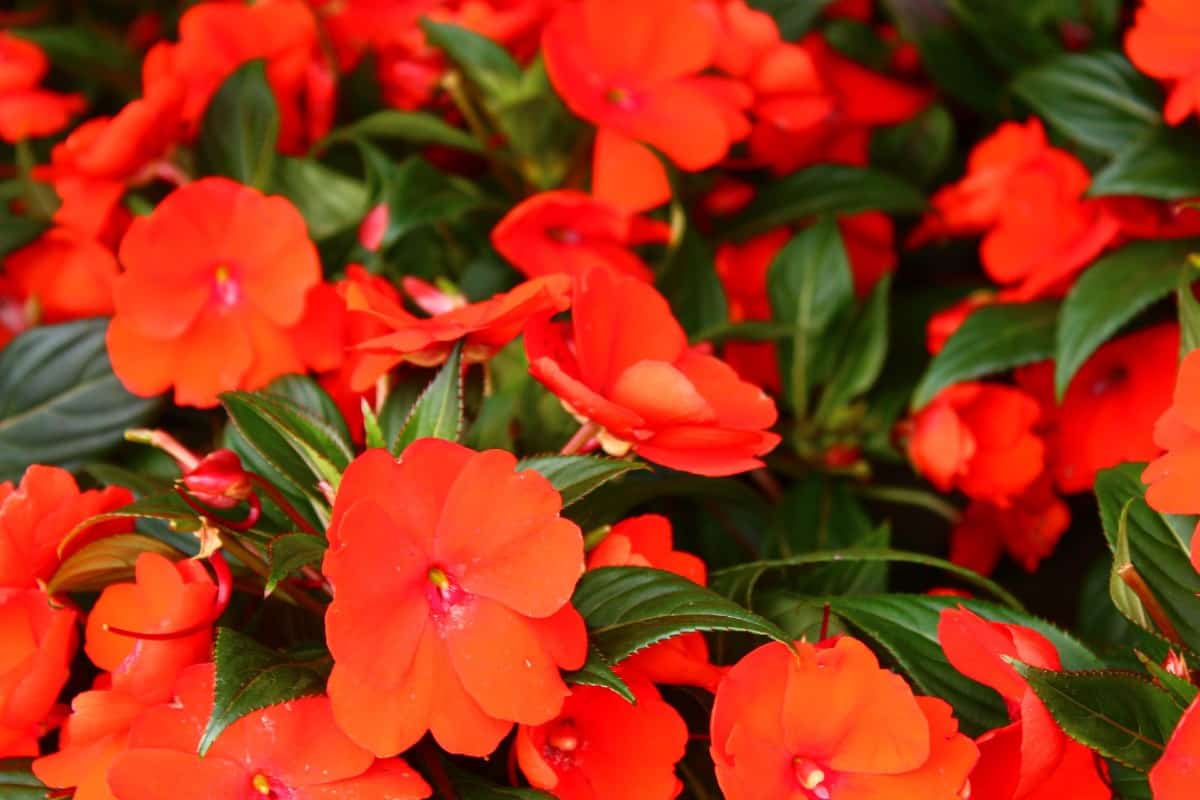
[358,203,389,252]
[182,450,253,510]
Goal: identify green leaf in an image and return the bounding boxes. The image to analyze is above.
[1135,651,1199,709]
[274,157,369,240]
[817,274,892,418]
[1055,239,1199,398]
[563,647,636,703]
[573,567,790,664]
[361,146,487,251]
[0,209,46,258]
[1013,664,1182,770]
[420,20,522,95]
[657,227,728,339]
[1111,501,1157,634]
[1180,267,1200,354]
[768,219,856,416]
[1091,127,1200,200]
[516,456,648,508]
[196,60,280,190]
[829,594,1101,735]
[0,759,48,799]
[721,165,926,240]
[47,534,180,594]
[1110,763,1154,800]
[393,343,465,454]
[1095,464,1200,653]
[1012,51,1162,155]
[448,764,554,800]
[321,109,483,153]
[870,105,956,188]
[0,319,159,481]
[911,300,1058,409]
[266,533,326,595]
[745,0,830,39]
[200,628,327,755]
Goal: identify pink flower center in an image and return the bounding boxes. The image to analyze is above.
[211,262,242,307]
[425,565,467,617]
[793,758,831,800]
[547,226,583,245]
[543,719,583,767]
[604,86,638,111]
[250,773,292,799]
[1089,364,1128,396]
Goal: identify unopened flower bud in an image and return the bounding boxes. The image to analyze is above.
[183,449,253,509]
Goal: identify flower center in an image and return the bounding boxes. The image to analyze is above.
[547,226,582,245]
[605,86,638,111]
[425,565,467,618]
[543,720,582,767]
[249,772,292,799]
[252,774,272,795]
[1089,364,1128,396]
[793,758,831,799]
[211,262,241,307]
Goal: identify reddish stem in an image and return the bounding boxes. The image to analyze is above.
[560,421,600,456]
[249,475,322,538]
[819,602,832,642]
[103,552,232,641]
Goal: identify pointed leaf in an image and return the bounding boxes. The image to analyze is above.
[1091,128,1200,200]
[265,533,326,595]
[321,109,483,153]
[1179,267,1200,355]
[563,647,636,703]
[516,456,647,508]
[196,60,279,189]
[0,759,48,799]
[393,343,465,453]
[817,273,892,417]
[48,534,180,594]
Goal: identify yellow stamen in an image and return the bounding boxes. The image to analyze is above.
[252,774,272,796]
[214,263,233,283]
[428,567,451,590]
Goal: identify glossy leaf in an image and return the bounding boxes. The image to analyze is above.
[1055,239,1199,398]
[265,533,326,595]
[817,274,892,418]
[0,759,48,800]
[572,566,790,664]
[1091,128,1200,200]
[563,647,636,703]
[321,109,483,153]
[200,628,327,755]
[870,105,956,188]
[274,157,369,240]
[0,319,159,481]
[911,300,1058,409]
[1014,664,1181,771]
[392,343,464,454]
[420,19,521,95]
[516,455,648,508]
[196,60,279,190]
[47,534,181,594]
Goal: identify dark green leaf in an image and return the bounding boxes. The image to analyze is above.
[322,109,483,153]
[266,534,326,595]
[1110,763,1154,800]
[947,0,1061,73]
[912,301,1058,408]
[870,106,956,187]
[1014,664,1181,770]
[563,647,636,703]
[197,60,280,189]
[1136,651,1199,709]
[516,456,648,508]
[361,147,487,250]
[274,158,369,240]
[200,628,327,755]
[1012,51,1162,154]
[393,343,464,453]
[745,0,830,39]
[768,220,856,416]
[0,319,159,481]
[1180,268,1200,354]
[817,274,892,417]
[1056,239,1199,398]
[0,209,45,258]
[573,567,789,664]
[48,534,180,594]
[0,759,48,799]
[1091,127,1200,200]
[1111,501,1157,634]
[658,227,728,339]
[420,20,521,95]
[722,165,925,240]
[263,375,354,446]
[829,594,1101,735]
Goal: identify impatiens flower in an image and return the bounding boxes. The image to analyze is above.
[34,685,148,800]
[906,383,1045,507]
[105,178,326,408]
[142,0,330,153]
[588,514,724,690]
[324,442,588,757]
[516,671,688,800]
[1126,0,1200,124]
[492,190,671,282]
[0,32,85,143]
[910,119,1120,300]
[106,664,432,800]
[343,272,571,391]
[1143,347,1200,566]
[543,0,751,210]
[938,608,1109,800]
[526,267,780,476]
[3,228,120,323]
[711,637,978,799]
[0,466,133,756]
[1151,692,1200,799]
[1016,325,1179,494]
[949,475,1070,575]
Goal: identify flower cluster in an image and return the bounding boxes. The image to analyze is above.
[3,0,1200,798]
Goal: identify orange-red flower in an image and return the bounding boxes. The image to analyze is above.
[526,267,779,476]
[906,383,1045,507]
[949,475,1070,575]
[106,664,432,800]
[0,466,133,756]
[1143,348,1200,567]
[0,32,85,143]
[1151,692,1200,799]
[492,190,671,282]
[1126,0,1200,124]
[938,608,1109,800]
[1017,325,1179,494]
[588,515,724,691]
[711,637,978,800]
[143,0,331,153]
[324,442,587,757]
[34,685,148,800]
[343,272,571,391]
[106,178,326,408]
[3,228,120,324]
[516,670,688,800]
[911,119,1120,300]
[543,0,751,211]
